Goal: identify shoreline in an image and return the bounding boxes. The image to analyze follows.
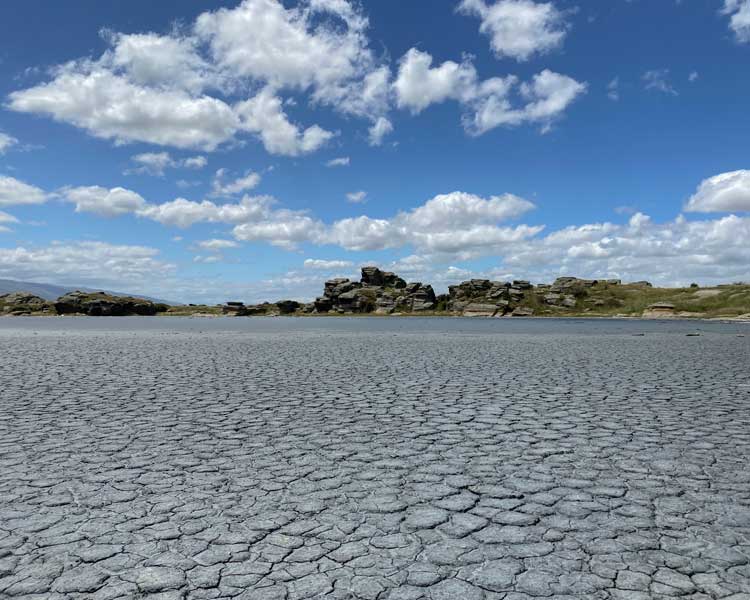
[3,312,750,323]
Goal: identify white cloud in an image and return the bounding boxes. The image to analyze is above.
[195,0,388,121]
[303,258,353,269]
[346,191,367,204]
[0,175,48,206]
[0,211,18,225]
[104,31,220,94]
[0,210,18,232]
[139,195,273,228]
[722,0,750,43]
[326,157,350,167]
[394,49,477,114]
[0,132,19,154]
[684,170,750,213]
[211,169,262,197]
[688,71,699,83]
[326,191,539,255]
[62,185,148,217]
[235,87,334,156]
[607,77,620,101]
[128,152,209,176]
[405,191,534,230]
[643,69,678,96]
[128,152,175,176]
[499,213,750,287]
[394,49,585,135]
[8,65,240,151]
[458,0,568,61]
[198,238,240,250]
[184,156,208,169]
[232,208,326,250]
[0,241,174,286]
[8,0,383,155]
[368,117,393,146]
[194,254,223,264]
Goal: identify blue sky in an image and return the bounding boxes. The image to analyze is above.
[1,0,749,303]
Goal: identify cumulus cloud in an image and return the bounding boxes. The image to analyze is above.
[394,49,585,135]
[722,0,750,43]
[498,213,750,286]
[458,0,569,61]
[326,157,350,167]
[211,169,262,197]
[235,87,334,156]
[127,152,209,176]
[684,170,750,213]
[0,241,174,286]
[62,186,147,217]
[0,175,48,206]
[0,132,18,154]
[198,238,240,250]
[8,66,240,151]
[195,0,388,121]
[303,258,353,269]
[8,0,387,154]
[368,117,393,146]
[346,191,367,204]
[139,195,273,228]
[326,191,539,255]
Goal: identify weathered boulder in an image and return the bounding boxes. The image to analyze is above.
[462,303,500,317]
[448,279,516,312]
[511,307,534,317]
[276,300,301,315]
[324,278,356,298]
[642,302,676,318]
[242,303,272,316]
[54,291,162,316]
[561,295,577,308]
[314,296,333,313]
[375,295,396,314]
[0,292,52,314]
[361,266,406,289]
[222,301,245,315]
[318,268,435,314]
[408,284,436,311]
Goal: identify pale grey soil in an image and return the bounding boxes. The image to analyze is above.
[0,319,749,599]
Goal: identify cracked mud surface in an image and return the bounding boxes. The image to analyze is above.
[1,318,749,599]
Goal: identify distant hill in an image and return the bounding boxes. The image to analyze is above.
[0,279,179,305]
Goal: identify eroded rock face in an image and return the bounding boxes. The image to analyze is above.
[448,280,520,316]
[317,268,436,314]
[0,292,51,314]
[361,267,406,289]
[54,291,162,316]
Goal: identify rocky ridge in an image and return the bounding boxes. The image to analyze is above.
[1,290,168,316]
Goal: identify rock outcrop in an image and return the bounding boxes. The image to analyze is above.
[447,279,525,316]
[0,292,52,315]
[315,268,435,314]
[54,291,165,316]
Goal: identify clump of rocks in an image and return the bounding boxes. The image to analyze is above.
[448,279,534,317]
[315,267,436,314]
[222,300,300,316]
[0,292,52,315]
[54,291,167,316]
